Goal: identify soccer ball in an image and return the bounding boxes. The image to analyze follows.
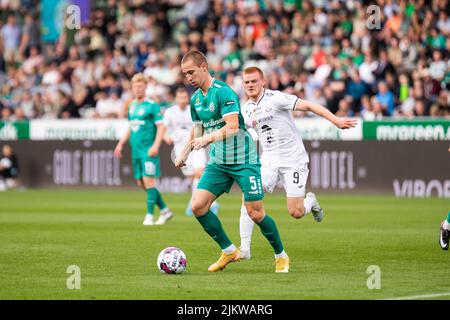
[157,247,187,274]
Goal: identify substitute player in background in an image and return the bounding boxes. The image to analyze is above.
[176,50,290,273]
[114,73,173,226]
[239,66,357,259]
[163,87,220,216]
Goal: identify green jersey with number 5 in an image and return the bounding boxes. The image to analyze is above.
[189,79,259,165]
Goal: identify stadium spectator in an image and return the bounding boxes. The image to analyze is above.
[21,46,44,75]
[360,95,378,120]
[93,89,123,119]
[0,14,21,66]
[375,81,396,116]
[1,107,12,120]
[346,71,370,115]
[19,13,40,57]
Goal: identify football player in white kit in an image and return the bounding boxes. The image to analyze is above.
[239,67,357,259]
[164,87,220,216]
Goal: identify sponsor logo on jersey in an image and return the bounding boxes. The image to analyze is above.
[203,117,225,128]
[209,103,215,112]
[129,119,146,132]
[266,92,274,97]
[257,115,274,124]
[195,97,201,106]
[225,101,235,106]
[284,93,296,100]
[138,109,145,115]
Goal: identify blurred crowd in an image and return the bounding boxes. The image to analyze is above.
[0,0,449,121]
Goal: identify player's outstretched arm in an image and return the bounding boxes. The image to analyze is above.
[114,127,130,158]
[175,126,196,168]
[148,123,166,157]
[191,114,239,150]
[295,100,358,129]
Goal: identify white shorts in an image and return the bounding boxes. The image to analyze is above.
[174,144,207,176]
[261,161,309,198]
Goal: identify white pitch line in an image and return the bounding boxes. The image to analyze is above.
[381,292,450,300]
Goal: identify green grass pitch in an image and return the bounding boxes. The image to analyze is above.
[0,189,449,300]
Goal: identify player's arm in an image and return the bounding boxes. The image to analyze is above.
[174,125,198,168]
[162,112,173,145]
[294,100,357,129]
[191,86,240,150]
[148,104,167,157]
[191,113,239,150]
[175,97,204,168]
[114,127,130,158]
[148,123,166,157]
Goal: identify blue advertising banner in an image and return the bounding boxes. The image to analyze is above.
[41,0,90,43]
[72,0,90,23]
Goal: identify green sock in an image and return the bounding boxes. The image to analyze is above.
[196,210,232,249]
[146,188,158,214]
[257,214,284,255]
[447,211,450,223]
[154,188,167,210]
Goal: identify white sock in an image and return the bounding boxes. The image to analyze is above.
[0,179,6,191]
[222,244,237,254]
[275,251,288,259]
[146,213,153,218]
[444,220,450,230]
[189,178,200,208]
[303,196,314,215]
[240,204,254,251]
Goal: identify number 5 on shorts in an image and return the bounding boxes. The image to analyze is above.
[249,176,257,190]
[249,176,262,194]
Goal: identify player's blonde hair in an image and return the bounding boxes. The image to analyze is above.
[243,66,264,78]
[181,50,208,67]
[131,73,147,84]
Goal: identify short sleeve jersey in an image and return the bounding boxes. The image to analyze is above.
[241,89,308,166]
[128,99,163,159]
[190,79,259,165]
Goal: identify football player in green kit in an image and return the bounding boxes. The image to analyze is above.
[114,73,173,226]
[175,50,289,273]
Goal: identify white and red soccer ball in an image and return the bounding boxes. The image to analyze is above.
[157,247,187,274]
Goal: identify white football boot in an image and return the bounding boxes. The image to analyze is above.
[143,214,155,226]
[306,192,324,222]
[155,208,174,225]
